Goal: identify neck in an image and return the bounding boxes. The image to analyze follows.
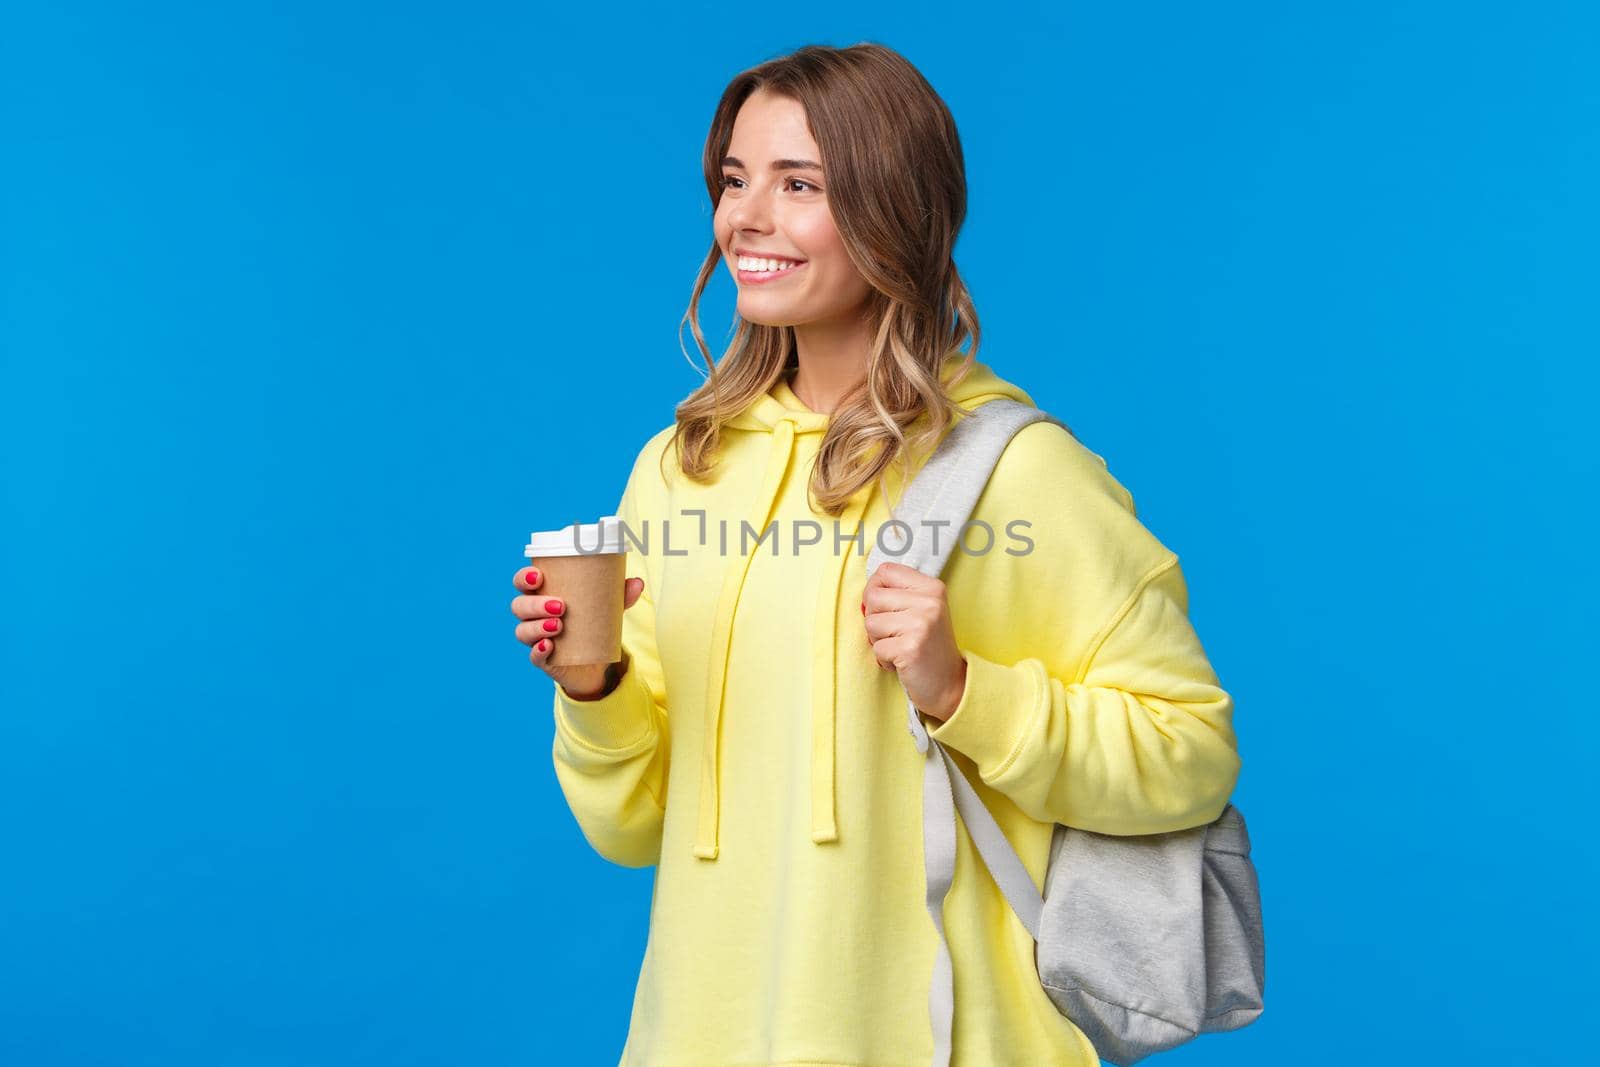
[788,311,874,414]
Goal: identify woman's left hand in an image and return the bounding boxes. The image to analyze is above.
[861,561,969,723]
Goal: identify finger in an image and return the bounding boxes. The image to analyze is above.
[862,611,899,641]
[870,635,907,671]
[510,594,566,621]
[529,635,554,664]
[516,616,563,647]
[515,566,544,593]
[623,576,645,609]
[863,609,925,642]
[863,584,935,616]
[868,561,936,592]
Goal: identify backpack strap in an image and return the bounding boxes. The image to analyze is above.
[866,398,1066,1067]
[868,398,1067,581]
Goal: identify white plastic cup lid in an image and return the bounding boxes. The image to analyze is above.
[524,514,625,558]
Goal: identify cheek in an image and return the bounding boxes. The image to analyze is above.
[793,213,864,299]
[790,209,846,262]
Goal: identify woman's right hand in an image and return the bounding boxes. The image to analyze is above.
[512,565,646,699]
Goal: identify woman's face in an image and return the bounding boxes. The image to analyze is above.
[714,89,872,328]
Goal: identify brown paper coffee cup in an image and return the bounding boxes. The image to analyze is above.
[524,516,627,667]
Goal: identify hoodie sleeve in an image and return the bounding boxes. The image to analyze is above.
[550,433,673,868]
[926,422,1241,837]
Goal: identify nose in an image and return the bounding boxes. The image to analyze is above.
[723,183,774,235]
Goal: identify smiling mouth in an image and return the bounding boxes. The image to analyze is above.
[736,260,805,284]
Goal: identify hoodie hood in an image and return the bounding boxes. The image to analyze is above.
[691,351,1037,861]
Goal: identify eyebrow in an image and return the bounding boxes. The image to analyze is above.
[721,155,823,173]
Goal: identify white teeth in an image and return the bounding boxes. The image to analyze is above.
[739,256,799,272]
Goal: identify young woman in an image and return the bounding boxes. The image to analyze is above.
[510,43,1242,1067]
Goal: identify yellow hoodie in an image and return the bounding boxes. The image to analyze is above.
[550,352,1241,1067]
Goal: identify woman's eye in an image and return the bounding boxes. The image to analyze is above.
[716,176,819,193]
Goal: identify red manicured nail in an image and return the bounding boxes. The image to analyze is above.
[542,619,559,632]
[545,599,563,615]
[537,639,549,652]
[527,568,539,585]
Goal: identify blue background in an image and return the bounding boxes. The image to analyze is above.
[4,2,1595,1064]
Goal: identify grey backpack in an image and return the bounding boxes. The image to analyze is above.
[865,399,1266,1067]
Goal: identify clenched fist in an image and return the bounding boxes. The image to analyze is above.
[860,561,969,723]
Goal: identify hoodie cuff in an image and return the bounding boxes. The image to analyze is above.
[925,648,1047,776]
[553,655,658,755]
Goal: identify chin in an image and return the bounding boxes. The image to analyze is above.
[737,303,805,328]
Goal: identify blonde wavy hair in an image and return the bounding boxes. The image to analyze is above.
[668,42,982,517]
